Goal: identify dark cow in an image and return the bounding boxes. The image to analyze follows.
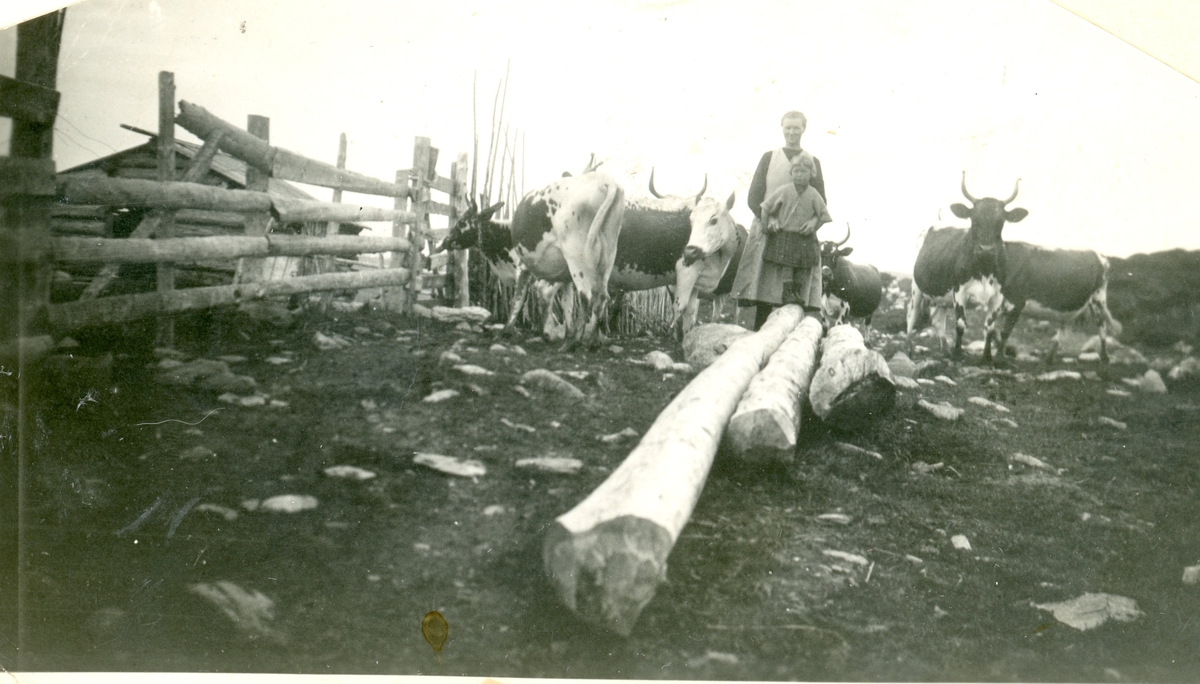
[819,224,883,339]
[906,172,1027,359]
[438,171,625,350]
[444,169,740,340]
[981,241,1122,364]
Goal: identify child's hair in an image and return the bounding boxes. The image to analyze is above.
[790,152,816,173]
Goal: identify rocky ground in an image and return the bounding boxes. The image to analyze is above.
[5,293,1200,681]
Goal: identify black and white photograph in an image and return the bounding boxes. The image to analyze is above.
[2,0,1199,680]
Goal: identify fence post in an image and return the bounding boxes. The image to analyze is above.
[236,114,271,284]
[306,132,346,309]
[1,8,66,670]
[450,151,470,307]
[393,136,433,313]
[155,70,177,346]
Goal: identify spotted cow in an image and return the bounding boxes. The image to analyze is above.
[439,171,625,349]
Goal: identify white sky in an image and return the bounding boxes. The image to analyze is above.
[3,0,1199,273]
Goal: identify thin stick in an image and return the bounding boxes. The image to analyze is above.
[484,77,502,201]
[471,71,479,202]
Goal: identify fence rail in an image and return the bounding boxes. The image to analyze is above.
[3,8,472,355]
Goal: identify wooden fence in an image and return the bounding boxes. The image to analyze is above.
[3,44,474,359]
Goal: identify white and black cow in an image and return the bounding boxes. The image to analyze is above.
[906,172,1027,359]
[442,169,740,340]
[819,224,883,339]
[438,171,626,350]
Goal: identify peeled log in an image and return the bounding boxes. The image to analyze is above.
[544,304,806,636]
[809,324,895,431]
[723,316,824,463]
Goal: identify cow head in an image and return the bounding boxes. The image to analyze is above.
[437,197,505,253]
[820,222,854,282]
[949,171,1027,260]
[683,192,738,266]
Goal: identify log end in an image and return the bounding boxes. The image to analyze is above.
[822,374,896,431]
[723,409,796,464]
[543,515,673,637]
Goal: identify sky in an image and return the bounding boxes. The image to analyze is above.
[2,0,1199,274]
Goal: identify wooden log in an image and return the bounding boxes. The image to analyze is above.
[173,209,246,228]
[0,73,60,125]
[175,100,410,198]
[79,213,161,300]
[431,175,455,195]
[404,137,434,310]
[50,204,109,219]
[56,177,272,213]
[156,71,178,346]
[543,304,806,636]
[808,324,896,431]
[10,10,64,159]
[50,219,108,236]
[52,235,412,264]
[179,130,226,183]
[723,315,825,463]
[5,16,63,623]
[49,267,412,333]
[235,115,272,285]
[450,151,470,307]
[271,197,417,224]
[56,177,416,225]
[426,200,453,217]
[1,157,57,197]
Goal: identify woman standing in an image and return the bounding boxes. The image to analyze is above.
[731,110,829,330]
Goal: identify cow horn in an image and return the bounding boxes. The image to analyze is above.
[836,222,851,247]
[1003,178,1021,205]
[960,170,979,204]
[694,174,708,203]
[648,167,665,198]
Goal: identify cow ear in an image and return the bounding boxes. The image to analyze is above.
[482,201,505,219]
[949,203,971,219]
[1005,207,1029,223]
[725,191,736,211]
[840,247,854,257]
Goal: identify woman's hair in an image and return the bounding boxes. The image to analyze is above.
[781,110,808,127]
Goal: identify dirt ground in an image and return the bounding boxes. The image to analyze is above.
[6,300,1200,681]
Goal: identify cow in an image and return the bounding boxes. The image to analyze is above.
[980,241,1122,364]
[443,169,740,341]
[437,170,626,350]
[906,172,1027,360]
[819,223,883,340]
[605,170,740,335]
[695,223,748,323]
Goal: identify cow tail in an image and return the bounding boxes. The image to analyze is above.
[1094,255,1123,338]
[586,180,625,275]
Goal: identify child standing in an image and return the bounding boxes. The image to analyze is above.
[734,152,832,328]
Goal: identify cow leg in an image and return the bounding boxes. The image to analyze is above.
[1092,296,1112,364]
[681,295,701,338]
[952,298,966,360]
[982,302,999,363]
[993,300,1025,367]
[504,268,534,336]
[540,282,567,341]
[906,283,928,355]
